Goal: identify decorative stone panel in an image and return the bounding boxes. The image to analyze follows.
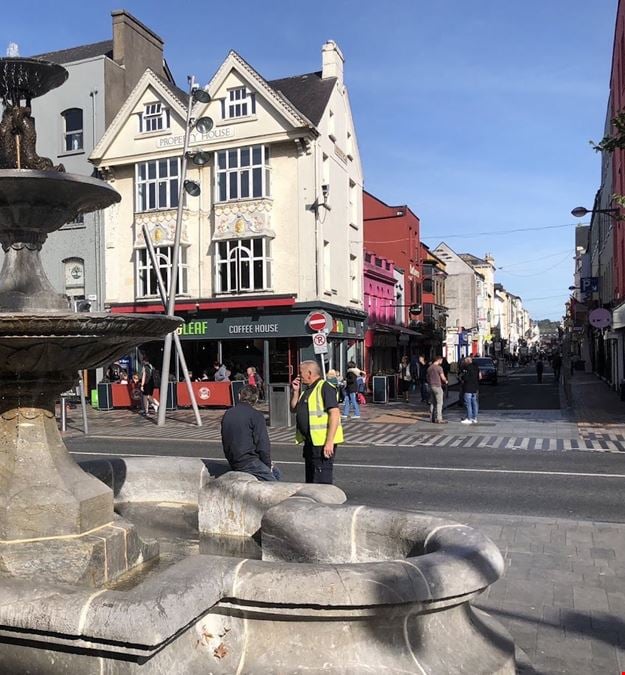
[134,209,190,247]
[213,199,274,241]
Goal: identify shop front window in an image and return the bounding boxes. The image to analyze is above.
[215,237,271,293]
[136,245,188,298]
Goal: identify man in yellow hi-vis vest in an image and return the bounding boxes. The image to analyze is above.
[290,360,344,484]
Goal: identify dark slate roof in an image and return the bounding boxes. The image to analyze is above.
[32,40,113,64]
[153,72,188,106]
[267,71,335,126]
[459,253,487,266]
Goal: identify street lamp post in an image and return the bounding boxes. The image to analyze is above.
[157,76,213,427]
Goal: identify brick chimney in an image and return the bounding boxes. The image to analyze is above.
[322,40,344,86]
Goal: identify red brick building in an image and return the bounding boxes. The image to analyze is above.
[363,191,423,326]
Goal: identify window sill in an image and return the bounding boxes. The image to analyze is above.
[59,149,85,158]
[218,115,257,126]
[135,129,172,140]
[214,196,273,206]
[214,289,274,296]
[136,294,190,301]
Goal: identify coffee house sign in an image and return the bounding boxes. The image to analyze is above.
[157,127,235,148]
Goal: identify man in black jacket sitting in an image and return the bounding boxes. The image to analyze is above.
[221,385,276,481]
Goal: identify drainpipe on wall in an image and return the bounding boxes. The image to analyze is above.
[313,142,321,298]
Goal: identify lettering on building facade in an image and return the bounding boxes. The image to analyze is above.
[157,127,235,148]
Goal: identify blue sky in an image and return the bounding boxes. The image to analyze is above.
[2,1,617,319]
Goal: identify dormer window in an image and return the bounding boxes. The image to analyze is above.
[139,102,170,133]
[222,87,256,119]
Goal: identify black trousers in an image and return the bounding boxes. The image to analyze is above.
[303,439,336,484]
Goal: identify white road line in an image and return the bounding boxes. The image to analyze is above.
[68,451,625,479]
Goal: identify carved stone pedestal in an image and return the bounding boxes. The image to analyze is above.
[0,378,159,586]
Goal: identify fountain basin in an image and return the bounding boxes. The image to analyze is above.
[0,170,120,234]
[0,313,181,373]
[0,458,515,674]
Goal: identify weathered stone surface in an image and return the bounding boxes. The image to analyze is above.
[0,516,158,587]
[198,471,346,538]
[0,405,112,539]
[81,456,208,503]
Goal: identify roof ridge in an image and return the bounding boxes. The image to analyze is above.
[268,70,323,82]
[32,38,113,59]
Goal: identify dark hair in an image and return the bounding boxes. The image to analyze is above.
[239,385,259,405]
[434,355,444,361]
[348,360,357,368]
[213,361,221,368]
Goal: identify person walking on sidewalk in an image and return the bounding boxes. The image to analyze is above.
[536,357,544,384]
[342,361,364,419]
[140,356,159,416]
[291,360,344,484]
[221,385,277,481]
[427,355,448,424]
[398,355,412,402]
[441,356,451,399]
[460,356,479,424]
[551,352,562,384]
[418,355,430,403]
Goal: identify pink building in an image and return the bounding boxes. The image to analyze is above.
[363,250,398,373]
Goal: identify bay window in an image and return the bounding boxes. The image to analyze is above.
[216,237,271,293]
[136,245,188,298]
[136,158,180,212]
[215,145,270,202]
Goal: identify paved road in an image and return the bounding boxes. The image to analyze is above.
[478,366,560,410]
[67,368,625,674]
[69,436,625,523]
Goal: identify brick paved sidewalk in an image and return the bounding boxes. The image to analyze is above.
[444,511,625,674]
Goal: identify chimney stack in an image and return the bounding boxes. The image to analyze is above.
[112,10,164,87]
[322,40,344,86]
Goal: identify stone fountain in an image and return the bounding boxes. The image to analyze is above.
[0,58,180,584]
[0,57,517,674]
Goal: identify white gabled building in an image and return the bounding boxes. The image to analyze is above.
[91,41,365,379]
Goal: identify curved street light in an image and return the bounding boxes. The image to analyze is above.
[571,206,620,219]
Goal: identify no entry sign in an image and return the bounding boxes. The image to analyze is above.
[307,312,328,332]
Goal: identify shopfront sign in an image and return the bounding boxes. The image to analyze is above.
[176,312,365,340]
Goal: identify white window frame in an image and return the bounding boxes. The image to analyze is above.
[221,87,256,119]
[214,145,270,203]
[139,102,171,133]
[323,240,331,292]
[215,237,271,293]
[136,245,188,299]
[135,158,180,212]
[349,253,359,300]
[61,108,83,152]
